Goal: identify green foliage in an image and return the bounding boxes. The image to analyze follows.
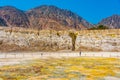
[89,25,109,30]
[97,25,109,29]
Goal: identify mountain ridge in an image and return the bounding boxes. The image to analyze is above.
[0,6,30,28]
[99,14,120,28]
[0,5,120,30]
[0,5,93,30]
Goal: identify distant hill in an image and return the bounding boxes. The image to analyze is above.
[99,15,120,29]
[26,5,92,30]
[0,5,92,30]
[0,6,29,28]
[0,5,120,30]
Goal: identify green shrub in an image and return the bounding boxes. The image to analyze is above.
[89,25,109,30]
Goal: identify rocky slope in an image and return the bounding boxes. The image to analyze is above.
[0,6,29,27]
[0,5,119,30]
[26,5,92,30]
[0,17,7,26]
[0,5,92,30]
[99,15,120,28]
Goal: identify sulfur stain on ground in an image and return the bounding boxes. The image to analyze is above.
[0,57,120,80]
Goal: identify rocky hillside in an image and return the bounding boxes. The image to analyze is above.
[0,17,7,26]
[0,5,92,30]
[99,15,120,28]
[26,5,92,30]
[0,6,29,27]
[0,5,119,30]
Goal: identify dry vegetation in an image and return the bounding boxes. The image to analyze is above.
[0,27,120,52]
[0,57,120,80]
[1,26,120,35]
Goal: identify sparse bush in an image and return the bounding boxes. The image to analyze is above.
[89,25,109,30]
[0,40,3,45]
[56,32,60,37]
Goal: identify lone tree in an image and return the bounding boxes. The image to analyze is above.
[69,32,77,51]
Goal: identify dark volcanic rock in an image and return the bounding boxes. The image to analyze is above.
[0,6,29,27]
[99,15,120,28]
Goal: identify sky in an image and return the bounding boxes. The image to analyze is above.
[0,0,120,24]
